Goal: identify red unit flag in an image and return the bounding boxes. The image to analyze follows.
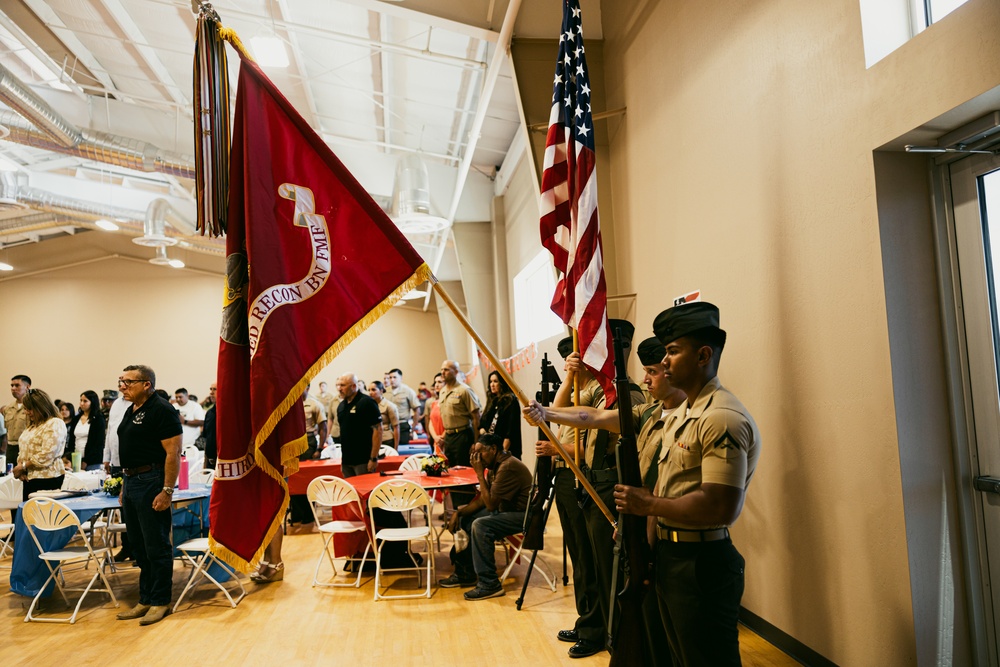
[209,55,432,571]
[539,0,616,405]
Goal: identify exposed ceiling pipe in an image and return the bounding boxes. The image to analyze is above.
[0,63,81,148]
[0,111,194,179]
[0,64,194,178]
[0,172,221,255]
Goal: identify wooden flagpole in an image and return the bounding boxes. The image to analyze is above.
[432,281,617,528]
[572,329,582,468]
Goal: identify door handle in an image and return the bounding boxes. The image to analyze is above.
[974,476,1000,495]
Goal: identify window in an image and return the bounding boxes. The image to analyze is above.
[512,250,564,349]
[860,0,972,67]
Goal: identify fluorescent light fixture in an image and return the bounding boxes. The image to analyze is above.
[94,218,119,231]
[0,262,13,271]
[0,157,18,172]
[168,258,185,269]
[250,36,289,68]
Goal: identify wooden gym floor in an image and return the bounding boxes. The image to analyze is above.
[3,509,801,667]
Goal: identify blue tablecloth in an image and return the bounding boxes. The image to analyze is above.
[10,485,213,598]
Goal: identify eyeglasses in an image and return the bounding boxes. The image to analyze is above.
[117,378,145,387]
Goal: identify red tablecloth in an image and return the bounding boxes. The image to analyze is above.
[287,456,407,495]
[325,467,480,557]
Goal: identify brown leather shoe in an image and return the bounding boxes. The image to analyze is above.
[116,603,151,620]
[138,605,171,626]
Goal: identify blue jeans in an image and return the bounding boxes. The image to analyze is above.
[122,469,173,606]
[468,509,526,589]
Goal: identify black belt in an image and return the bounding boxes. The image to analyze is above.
[656,524,729,543]
[122,463,163,477]
[444,426,471,435]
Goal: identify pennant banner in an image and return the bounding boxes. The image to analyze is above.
[209,51,432,572]
[476,342,538,378]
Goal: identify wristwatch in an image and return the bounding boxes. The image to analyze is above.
[370,456,378,462]
[162,486,174,495]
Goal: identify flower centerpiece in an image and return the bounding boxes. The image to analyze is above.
[420,455,449,477]
[103,475,123,496]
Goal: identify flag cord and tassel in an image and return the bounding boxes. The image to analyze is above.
[431,281,617,528]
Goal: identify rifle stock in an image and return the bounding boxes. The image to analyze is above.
[522,354,559,550]
[607,324,652,666]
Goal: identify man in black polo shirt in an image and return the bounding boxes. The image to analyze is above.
[114,364,182,626]
[335,373,382,478]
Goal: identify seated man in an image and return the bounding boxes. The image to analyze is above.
[439,433,533,600]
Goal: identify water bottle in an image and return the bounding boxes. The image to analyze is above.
[178,454,190,490]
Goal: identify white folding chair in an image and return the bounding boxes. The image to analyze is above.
[367,480,434,600]
[398,454,427,472]
[307,476,373,588]
[21,498,119,623]
[0,476,22,564]
[498,533,557,592]
[191,468,215,485]
[320,444,340,460]
[378,445,398,457]
[172,538,245,612]
[396,455,443,547]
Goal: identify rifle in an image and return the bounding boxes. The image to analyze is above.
[607,323,652,665]
[522,353,560,550]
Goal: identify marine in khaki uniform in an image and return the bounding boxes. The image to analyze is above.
[613,302,761,667]
[526,335,686,666]
[526,320,645,659]
[301,388,328,461]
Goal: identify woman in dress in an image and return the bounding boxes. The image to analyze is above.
[13,388,67,500]
[479,370,522,459]
[426,373,445,455]
[65,390,107,471]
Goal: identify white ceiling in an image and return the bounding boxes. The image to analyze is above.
[0,0,606,284]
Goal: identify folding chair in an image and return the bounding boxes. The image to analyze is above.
[367,480,434,600]
[378,445,399,457]
[21,498,119,623]
[172,538,245,612]
[307,476,372,587]
[191,469,215,485]
[499,533,557,592]
[396,455,441,547]
[0,476,22,565]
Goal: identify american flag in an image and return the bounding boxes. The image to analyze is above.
[539,0,616,405]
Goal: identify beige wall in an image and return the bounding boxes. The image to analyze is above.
[590,0,1000,664]
[0,233,447,406]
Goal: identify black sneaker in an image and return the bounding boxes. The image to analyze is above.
[439,573,476,588]
[464,584,505,600]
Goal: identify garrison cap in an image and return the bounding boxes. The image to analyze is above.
[653,302,724,345]
[636,337,666,365]
[102,389,119,400]
[557,336,575,359]
[608,319,636,350]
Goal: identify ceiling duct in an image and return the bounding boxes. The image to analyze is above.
[0,64,194,178]
[0,170,143,222]
[134,198,179,247]
[0,63,81,148]
[391,154,449,234]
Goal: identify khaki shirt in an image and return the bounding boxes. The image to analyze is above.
[583,382,645,469]
[387,384,419,422]
[1,401,27,445]
[317,390,337,417]
[438,382,481,430]
[630,402,674,488]
[377,398,399,443]
[654,377,761,529]
[303,396,327,435]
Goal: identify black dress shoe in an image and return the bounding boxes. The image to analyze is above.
[557,629,579,643]
[568,639,604,659]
